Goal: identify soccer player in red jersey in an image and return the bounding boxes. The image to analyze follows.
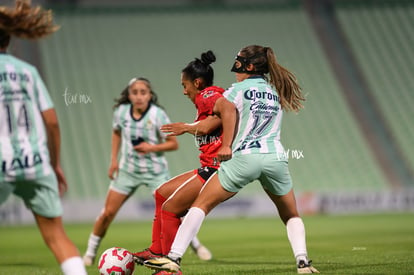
[133,51,227,273]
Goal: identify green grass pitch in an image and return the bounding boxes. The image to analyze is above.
[0,212,413,274]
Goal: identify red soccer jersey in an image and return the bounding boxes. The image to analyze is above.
[194,86,225,168]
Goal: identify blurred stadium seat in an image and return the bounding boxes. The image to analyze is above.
[335,0,414,178]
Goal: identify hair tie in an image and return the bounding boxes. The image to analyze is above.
[128,77,138,87]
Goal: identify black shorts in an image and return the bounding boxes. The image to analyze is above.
[196,166,217,182]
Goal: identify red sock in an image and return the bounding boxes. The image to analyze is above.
[149,190,166,254]
[160,209,181,255]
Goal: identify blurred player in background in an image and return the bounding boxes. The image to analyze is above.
[144,45,319,274]
[133,51,227,275]
[0,1,87,274]
[82,77,179,265]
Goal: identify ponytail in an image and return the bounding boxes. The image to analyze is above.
[238,45,305,112]
[266,47,305,112]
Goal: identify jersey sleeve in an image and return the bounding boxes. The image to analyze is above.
[223,85,236,101]
[196,91,223,117]
[156,108,172,140]
[112,107,121,131]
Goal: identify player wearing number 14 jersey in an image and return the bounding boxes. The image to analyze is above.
[0,54,54,181]
[0,1,87,274]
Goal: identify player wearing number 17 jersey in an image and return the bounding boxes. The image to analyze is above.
[144,45,319,274]
[224,76,287,159]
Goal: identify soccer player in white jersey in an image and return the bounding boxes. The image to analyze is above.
[83,77,178,265]
[144,45,319,274]
[0,1,87,275]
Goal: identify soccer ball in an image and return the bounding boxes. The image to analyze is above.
[98,247,135,275]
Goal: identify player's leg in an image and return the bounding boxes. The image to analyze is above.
[144,156,260,272]
[34,214,87,275]
[264,188,299,223]
[145,173,236,272]
[92,189,130,237]
[160,172,199,254]
[265,189,319,273]
[84,170,138,265]
[188,235,212,261]
[157,171,197,201]
[134,171,196,263]
[160,169,213,259]
[14,175,87,275]
[165,158,246,259]
[261,158,318,273]
[84,189,129,265]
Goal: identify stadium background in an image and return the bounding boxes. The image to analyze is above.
[1,0,413,224]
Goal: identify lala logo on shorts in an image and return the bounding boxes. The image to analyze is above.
[1,152,43,173]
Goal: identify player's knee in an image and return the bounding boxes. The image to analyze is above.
[162,202,183,216]
[100,208,117,221]
[280,213,300,225]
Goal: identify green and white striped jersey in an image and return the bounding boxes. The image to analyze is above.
[113,103,171,174]
[224,76,287,159]
[0,53,54,181]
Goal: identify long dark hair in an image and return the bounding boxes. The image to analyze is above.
[113,77,162,109]
[182,50,216,88]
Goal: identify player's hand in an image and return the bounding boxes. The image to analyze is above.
[54,165,68,197]
[218,145,232,162]
[160,122,187,136]
[133,142,153,154]
[108,162,119,180]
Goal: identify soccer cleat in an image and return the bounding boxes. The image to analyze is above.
[152,270,183,275]
[190,244,212,261]
[297,260,320,274]
[82,254,95,266]
[144,256,181,273]
[132,248,162,265]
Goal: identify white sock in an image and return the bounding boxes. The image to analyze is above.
[190,235,201,249]
[85,233,101,257]
[169,207,206,260]
[61,256,87,275]
[181,217,201,249]
[286,217,308,264]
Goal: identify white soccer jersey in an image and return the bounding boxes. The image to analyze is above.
[224,76,286,159]
[112,103,171,174]
[0,54,54,181]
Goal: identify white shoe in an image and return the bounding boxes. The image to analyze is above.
[191,244,212,261]
[144,256,181,273]
[297,260,319,274]
[83,254,95,266]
